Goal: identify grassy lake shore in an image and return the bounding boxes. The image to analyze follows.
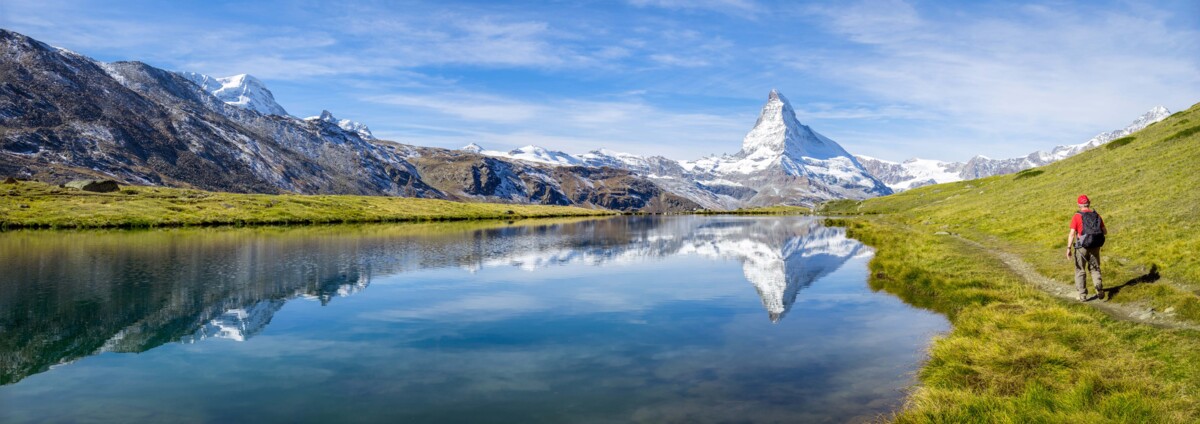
[0,180,815,230]
[831,218,1200,422]
[819,103,1200,421]
[0,181,613,229]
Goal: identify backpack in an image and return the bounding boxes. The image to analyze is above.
[1077,211,1106,249]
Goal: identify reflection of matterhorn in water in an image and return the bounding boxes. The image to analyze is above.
[681,218,865,322]
[477,216,864,322]
[736,222,865,322]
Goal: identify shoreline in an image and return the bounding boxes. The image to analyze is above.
[0,181,812,231]
[0,181,614,230]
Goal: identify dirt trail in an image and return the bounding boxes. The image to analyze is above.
[951,235,1200,331]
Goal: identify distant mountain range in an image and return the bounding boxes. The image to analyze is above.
[0,28,1168,210]
[855,107,1170,191]
[468,89,893,208]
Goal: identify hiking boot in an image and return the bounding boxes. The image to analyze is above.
[1078,293,1088,302]
[1095,290,1105,301]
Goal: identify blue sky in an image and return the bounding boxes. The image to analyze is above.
[3,0,1198,162]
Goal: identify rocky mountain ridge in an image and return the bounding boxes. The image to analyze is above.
[0,29,693,212]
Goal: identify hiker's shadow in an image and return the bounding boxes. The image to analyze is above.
[1104,264,1159,301]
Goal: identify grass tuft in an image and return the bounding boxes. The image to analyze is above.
[1105,136,1135,150]
[1164,124,1200,143]
[1014,169,1044,179]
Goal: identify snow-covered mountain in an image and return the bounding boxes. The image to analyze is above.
[857,106,1171,191]
[470,144,585,166]
[180,71,376,140]
[855,156,964,191]
[682,90,891,206]
[305,110,376,140]
[179,72,289,116]
[685,90,859,174]
[1045,106,1171,161]
[465,90,891,207]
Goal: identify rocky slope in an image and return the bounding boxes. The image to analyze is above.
[0,29,689,212]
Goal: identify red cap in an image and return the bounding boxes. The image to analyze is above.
[1077,195,1090,205]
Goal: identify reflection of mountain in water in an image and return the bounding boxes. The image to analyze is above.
[185,300,285,343]
[0,217,860,385]
[735,223,864,322]
[475,217,864,322]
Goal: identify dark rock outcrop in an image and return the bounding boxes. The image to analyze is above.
[64,179,119,192]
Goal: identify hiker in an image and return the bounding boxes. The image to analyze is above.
[1066,194,1107,301]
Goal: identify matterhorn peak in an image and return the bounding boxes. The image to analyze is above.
[180,72,289,116]
[740,90,850,162]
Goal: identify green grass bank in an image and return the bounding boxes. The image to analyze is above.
[820,102,1200,421]
[0,181,613,229]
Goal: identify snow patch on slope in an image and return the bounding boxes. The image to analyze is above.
[180,72,289,116]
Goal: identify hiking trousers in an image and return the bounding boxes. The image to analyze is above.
[1074,246,1103,295]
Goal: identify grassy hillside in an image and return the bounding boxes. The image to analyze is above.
[0,181,613,229]
[823,102,1200,320]
[834,219,1200,422]
[821,102,1200,422]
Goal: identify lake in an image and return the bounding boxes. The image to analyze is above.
[0,216,948,423]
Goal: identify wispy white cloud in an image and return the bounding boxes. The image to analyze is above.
[628,0,763,17]
[797,0,1200,160]
[366,93,545,124]
[339,15,587,69]
[364,91,752,159]
[648,53,712,67]
[792,103,938,121]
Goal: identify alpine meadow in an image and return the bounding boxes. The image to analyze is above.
[821,103,1200,422]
